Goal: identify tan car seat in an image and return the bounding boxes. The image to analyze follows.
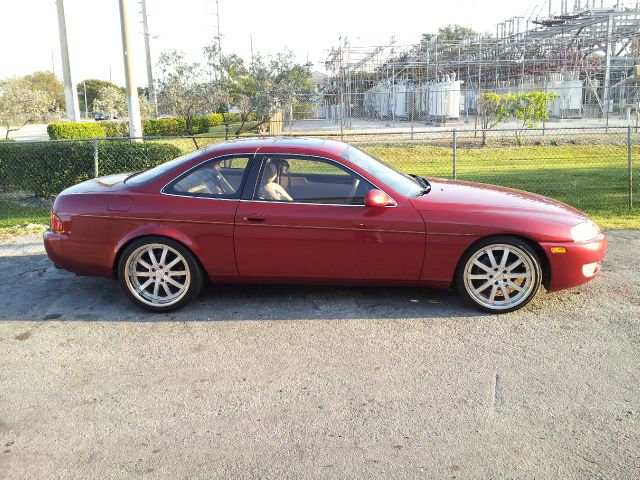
[259,160,293,201]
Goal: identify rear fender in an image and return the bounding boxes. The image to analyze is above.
[112,223,203,275]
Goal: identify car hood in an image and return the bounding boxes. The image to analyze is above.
[411,178,589,227]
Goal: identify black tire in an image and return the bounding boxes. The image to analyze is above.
[117,236,204,313]
[455,236,542,313]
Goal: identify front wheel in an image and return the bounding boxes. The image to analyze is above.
[456,236,542,313]
[118,237,203,312]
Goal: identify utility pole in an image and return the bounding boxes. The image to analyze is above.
[250,34,254,65]
[140,0,157,116]
[55,0,80,121]
[215,0,222,57]
[603,12,614,129]
[118,0,143,139]
[83,80,88,117]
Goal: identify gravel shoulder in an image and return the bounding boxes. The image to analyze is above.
[0,231,638,479]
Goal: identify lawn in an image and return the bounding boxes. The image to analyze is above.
[0,199,49,229]
[0,142,637,231]
[199,122,261,138]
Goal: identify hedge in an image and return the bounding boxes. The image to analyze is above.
[47,112,258,139]
[142,117,188,137]
[0,140,182,197]
[47,122,106,140]
[104,121,130,137]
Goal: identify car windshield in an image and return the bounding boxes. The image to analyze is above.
[125,149,202,185]
[339,146,423,197]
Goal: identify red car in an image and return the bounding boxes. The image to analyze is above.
[44,137,607,313]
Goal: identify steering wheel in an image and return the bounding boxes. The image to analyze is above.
[347,178,361,203]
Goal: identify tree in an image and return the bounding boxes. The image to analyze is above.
[137,94,151,118]
[421,24,483,45]
[91,86,151,119]
[77,79,123,114]
[216,50,313,137]
[478,91,557,145]
[92,86,127,118]
[23,71,65,111]
[478,92,506,145]
[0,77,56,139]
[156,50,225,135]
[504,92,557,144]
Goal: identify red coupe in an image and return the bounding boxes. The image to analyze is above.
[44,137,607,313]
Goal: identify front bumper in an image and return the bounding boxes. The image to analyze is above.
[540,232,607,292]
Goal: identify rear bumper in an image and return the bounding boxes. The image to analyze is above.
[43,231,114,278]
[541,233,607,292]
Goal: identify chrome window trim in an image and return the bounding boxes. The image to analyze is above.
[238,199,368,207]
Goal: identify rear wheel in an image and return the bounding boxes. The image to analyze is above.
[118,237,203,312]
[456,236,542,313]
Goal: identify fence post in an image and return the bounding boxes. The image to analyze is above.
[628,126,633,210]
[452,129,457,179]
[93,139,99,178]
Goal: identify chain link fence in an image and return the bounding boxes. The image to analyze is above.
[0,127,637,228]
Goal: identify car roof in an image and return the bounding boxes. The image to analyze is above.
[202,136,349,157]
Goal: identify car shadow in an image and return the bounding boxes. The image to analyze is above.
[0,253,487,322]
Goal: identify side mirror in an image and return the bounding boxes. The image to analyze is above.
[364,189,396,207]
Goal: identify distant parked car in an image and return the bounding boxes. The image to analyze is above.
[44,137,606,313]
[94,112,116,121]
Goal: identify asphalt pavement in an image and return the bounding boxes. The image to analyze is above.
[0,231,638,479]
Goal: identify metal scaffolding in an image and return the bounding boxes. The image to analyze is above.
[310,0,640,129]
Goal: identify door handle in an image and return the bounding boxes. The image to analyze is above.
[244,214,266,222]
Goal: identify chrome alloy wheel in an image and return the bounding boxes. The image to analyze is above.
[462,243,537,311]
[124,243,191,307]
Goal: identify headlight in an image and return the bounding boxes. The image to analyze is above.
[570,221,600,242]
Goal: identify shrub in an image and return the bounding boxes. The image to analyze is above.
[97,141,182,176]
[224,113,241,123]
[0,138,15,142]
[0,140,182,197]
[142,117,187,137]
[47,122,106,140]
[0,141,94,196]
[103,121,130,138]
[204,113,224,126]
[191,115,211,134]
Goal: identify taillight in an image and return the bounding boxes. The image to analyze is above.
[50,212,64,233]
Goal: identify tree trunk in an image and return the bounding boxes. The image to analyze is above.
[221,112,230,140]
[234,116,248,138]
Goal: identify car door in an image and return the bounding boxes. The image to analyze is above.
[234,154,425,281]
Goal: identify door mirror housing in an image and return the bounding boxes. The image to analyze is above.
[364,189,397,207]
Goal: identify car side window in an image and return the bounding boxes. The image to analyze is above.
[166,156,250,198]
[254,156,375,205]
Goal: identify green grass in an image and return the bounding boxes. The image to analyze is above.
[0,200,49,229]
[200,122,260,137]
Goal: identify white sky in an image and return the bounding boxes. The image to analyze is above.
[0,0,593,87]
